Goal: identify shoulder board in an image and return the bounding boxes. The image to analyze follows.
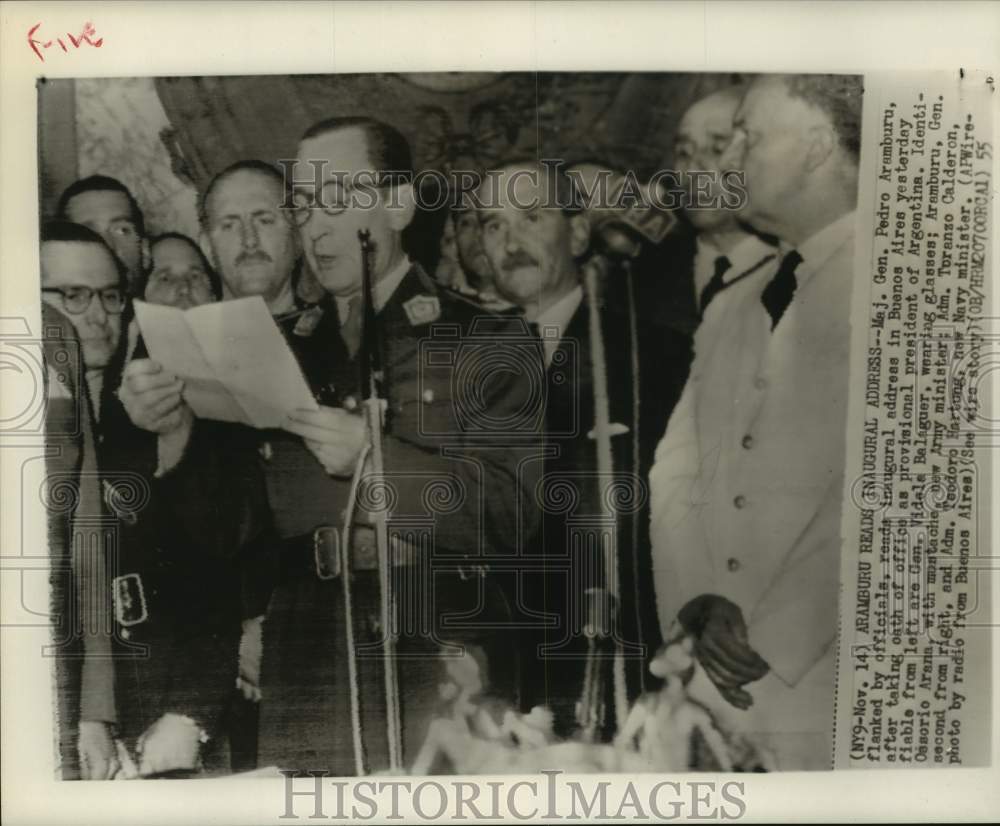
[274,303,327,336]
[438,287,508,318]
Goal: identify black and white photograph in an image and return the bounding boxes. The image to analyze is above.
[33,67,868,780]
[1,3,996,824]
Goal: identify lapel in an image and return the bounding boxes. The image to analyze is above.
[546,298,638,472]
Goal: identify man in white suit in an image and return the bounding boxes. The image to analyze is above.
[648,73,863,769]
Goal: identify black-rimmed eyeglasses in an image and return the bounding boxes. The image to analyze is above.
[41,286,126,315]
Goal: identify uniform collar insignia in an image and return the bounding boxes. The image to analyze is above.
[402,294,441,326]
[292,305,324,337]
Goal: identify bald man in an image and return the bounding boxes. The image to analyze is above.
[649,74,862,770]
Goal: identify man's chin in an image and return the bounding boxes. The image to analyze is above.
[684,207,739,232]
[231,270,282,297]
[312,263,357,295]
[81,343,115,371]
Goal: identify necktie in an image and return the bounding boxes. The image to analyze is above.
[339,295,362,358]
[698,254,732,315]
[761,249,802,330]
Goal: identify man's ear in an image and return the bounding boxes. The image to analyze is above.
[568,213,592,258]
[804,124,837,172]
[386,182,417,232]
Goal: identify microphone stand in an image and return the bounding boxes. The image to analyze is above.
[357,230,403,772]
[575,252,629,740]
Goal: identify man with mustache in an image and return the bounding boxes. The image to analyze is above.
[121,120,538,774]
[114,161,305,771]
[197,160,300,313]
[475,160,690,736]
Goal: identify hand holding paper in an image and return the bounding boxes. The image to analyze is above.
[133,297,317,428]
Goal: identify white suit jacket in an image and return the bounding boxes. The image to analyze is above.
[649,214,855,688]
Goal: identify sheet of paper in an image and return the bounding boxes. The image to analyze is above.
[133,297,317,428]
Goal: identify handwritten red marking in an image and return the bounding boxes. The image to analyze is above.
[28,22,103,63]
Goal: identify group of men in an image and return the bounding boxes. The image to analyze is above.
[42,71,861,778]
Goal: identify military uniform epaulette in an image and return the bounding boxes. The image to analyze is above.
[273,301,327,337]
[437,286,511,318]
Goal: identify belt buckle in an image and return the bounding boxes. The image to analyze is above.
[313,526,342,581]
[112,573,148,627]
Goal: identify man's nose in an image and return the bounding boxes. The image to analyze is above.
[718,135,745,172]
[84,293,108,326]
[241,221,260,250]
[499,226,519,253]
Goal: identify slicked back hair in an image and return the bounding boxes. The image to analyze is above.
[199,159,285,229]
[56,175,146,237]
[300,116,414,184]
[40,220,128,286]
[482,158,585,215]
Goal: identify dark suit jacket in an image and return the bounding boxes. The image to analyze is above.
[42,304,115,777]
[98,336,269,740]
[608,224,699,339]
[522,285,692,724]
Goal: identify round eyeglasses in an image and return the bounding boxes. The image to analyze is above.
[42,286,126,315]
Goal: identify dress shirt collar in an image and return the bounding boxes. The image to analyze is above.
[334,255,411,321]
[531,285,584,368]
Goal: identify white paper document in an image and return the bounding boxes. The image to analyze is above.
[133,297,318,428]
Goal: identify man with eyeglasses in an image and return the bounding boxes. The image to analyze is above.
[40,220,126,779]
[41,221,127,410]
[57,175,148,294]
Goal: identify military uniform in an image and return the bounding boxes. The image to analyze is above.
[255,264,541,774]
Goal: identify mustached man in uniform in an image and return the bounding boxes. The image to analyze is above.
[115,160,313,771]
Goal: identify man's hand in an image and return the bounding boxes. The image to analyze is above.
[78,720,117,780]
[137,713,203,776]
[678,594,770,710]
[118,359,191,436]
[237,615,265,702]
[283,406,367,477]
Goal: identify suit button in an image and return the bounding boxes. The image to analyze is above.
[754,376,767,390]
[258,442,273,462]
[741,434,754,449]
[733,494,747,509]
[727,557,741,572]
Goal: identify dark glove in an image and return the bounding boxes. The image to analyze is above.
[678,594,770,710]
